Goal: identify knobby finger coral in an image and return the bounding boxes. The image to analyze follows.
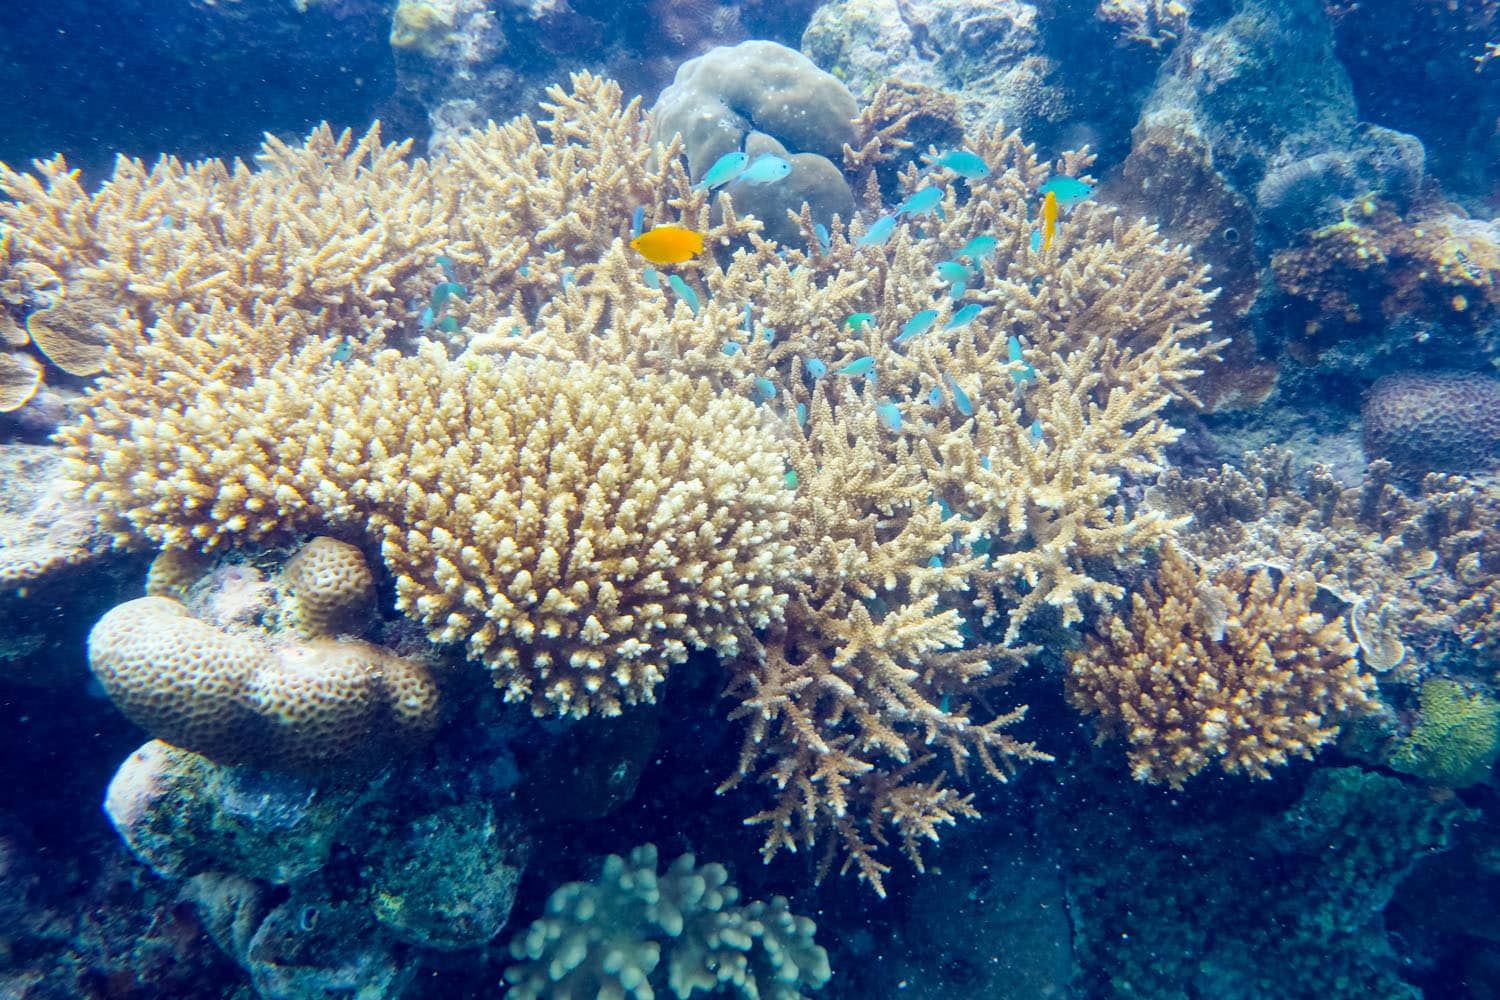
[504,844,831,1000]
[1067,544,1379,787]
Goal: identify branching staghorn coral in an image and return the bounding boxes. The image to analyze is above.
[10,73,1223,889]
[1067,543,1379,787]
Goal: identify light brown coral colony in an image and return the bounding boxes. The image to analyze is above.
[0,73,1380,893]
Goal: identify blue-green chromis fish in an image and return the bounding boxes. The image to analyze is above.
[330,338,353,363]
[436,254,456,280]
[784,469,799,489]
[835,356,876,378]
[419,306,435,329]
[928,384,943,406]
[857,215,897,246]
[1030,229,1043,253]
[925,149,990,180]
[1039,176,1094,208]
[694,151,749,190]
[1030,419,1045,443]
[1008,336,1037,382]
[437,316,460,334]
[805,358,828,379]
[734,154,792,186]
[895,309,938,344]
[667,274,700,315]
[630,205,646,237]
[846,312,875,330]
[814,224,831,253]
[944,303,984,330]
[643,267,660,289]
[722,342,741,356]
[876,400,903,431]
[754,377,777,401]
[945,373,973,416]
[796,402,808,427]
[958,234,998,261]
[936,261,971,286]
[899,186,944,216]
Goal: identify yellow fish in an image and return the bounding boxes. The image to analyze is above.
[629,224,705,265]
[1041,190,1059,252]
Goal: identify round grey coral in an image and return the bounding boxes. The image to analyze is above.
[1361,372,1500,476]
[652,40,857,246]
[504,844,831,1000]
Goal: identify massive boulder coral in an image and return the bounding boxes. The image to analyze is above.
[1067,544,1378,786]
[1362,371,1500,476]
[87,539,440,770]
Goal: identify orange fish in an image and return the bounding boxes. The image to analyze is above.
[629,224,705,265]
[1041,190,1059,252]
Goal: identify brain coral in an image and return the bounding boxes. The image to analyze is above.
[1362,371,1500,476]
[89,539,440,770]
[1067,545,1378,787]
[281,536,375,637]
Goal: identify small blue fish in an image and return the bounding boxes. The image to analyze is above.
[814,224,831,253]
[805,358,828,379]
[630,205,646,238]
[784,470,799,489]
[898,186,944,217]
[944,303,984,330]
[795,402,808,427]
[694,151,750,191]
[723,342,741,356]
[925,149,990,180]
[945,373,973,416]
[1030,230,1043,253]
[876,400,903,431]
[754,377,778,402]
[936,261,971,287]
[742,304,753,332]
[438,316,460,334]
[857,215,897,247]
[763,328,776,342]
[643,267,660,289]
[895,309,938,344]
[436,254,457,280]
[835,356,876,378]
[419,306,435,329]
[846,312,876,331]
[958,234,998,261]
[667,274,700,315]
[1039,176,1094,208]
[1030,419,1045,444]
[734,154,792,186]
[948,281,967,301]
[560,270,576,291]
[330,338,353,363]
[928,384,943,406]
[929,555,944,568]
[518,265,531,278]
[1007,336,1037,382]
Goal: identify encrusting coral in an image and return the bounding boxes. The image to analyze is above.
[5,71,1224,887]
[1067,543,1379,787]
[88,539,440,770]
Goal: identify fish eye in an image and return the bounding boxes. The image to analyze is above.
[1222,226,1240,244]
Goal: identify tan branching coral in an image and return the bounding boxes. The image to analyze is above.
[1067,544,1379,787]
[75,343,795,717]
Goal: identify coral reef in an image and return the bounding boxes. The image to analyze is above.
[1067,543,1378,786]
[1150,448,1500,671]
[504,844,831,999]
[88,539,440,770]
[5,72,1223,888]
[1362,371,1500,476]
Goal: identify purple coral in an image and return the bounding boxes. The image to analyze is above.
[1362,372,1500,476]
